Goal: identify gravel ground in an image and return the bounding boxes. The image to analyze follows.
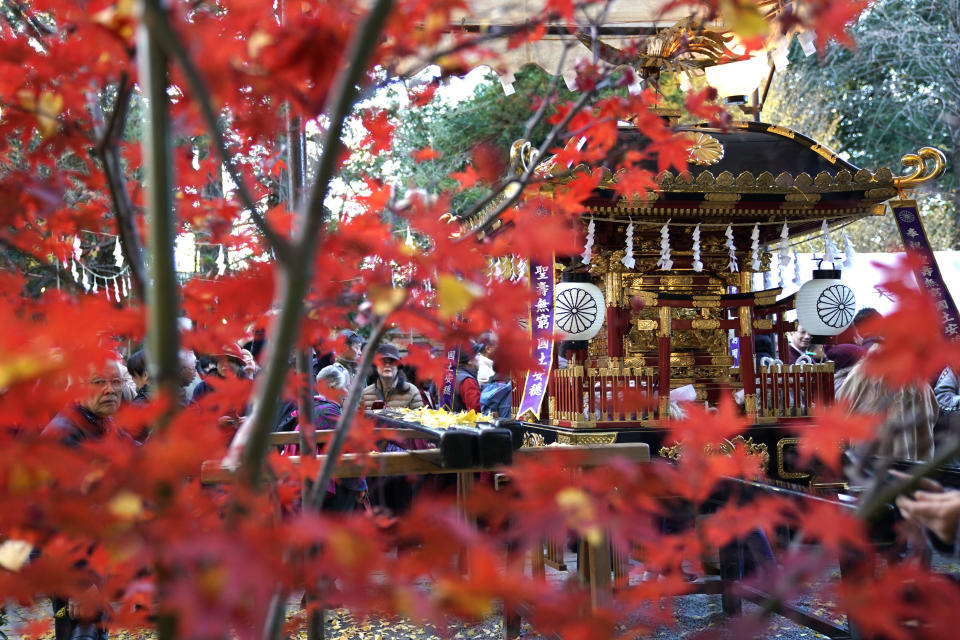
[5,550,958,640]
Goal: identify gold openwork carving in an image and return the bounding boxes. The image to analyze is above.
[659,435,769,473]
[776,437,811,480]
[523,432,546,448]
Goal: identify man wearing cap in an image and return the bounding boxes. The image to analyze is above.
[360,343,423,410]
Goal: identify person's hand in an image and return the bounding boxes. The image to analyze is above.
[896,489,960,545]
[888,469,943,493]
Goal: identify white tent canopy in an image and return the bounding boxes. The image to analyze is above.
[450,0,704,91]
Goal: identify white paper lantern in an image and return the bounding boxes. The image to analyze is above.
[554,280,605,341]
[795,269,856,341]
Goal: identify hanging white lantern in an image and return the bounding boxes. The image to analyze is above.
[795,269,857,341]
[554,279,605,341]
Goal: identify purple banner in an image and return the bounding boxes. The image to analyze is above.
[891,200,960,339]
[439,345,460,410]
[516,257,555,421]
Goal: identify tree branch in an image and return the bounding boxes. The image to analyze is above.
[225,0,396,490]
[457,85,602,242]
[140,1,293,263]
[306,315,388,508]
[91,75,148,302]
[137,0,182,406]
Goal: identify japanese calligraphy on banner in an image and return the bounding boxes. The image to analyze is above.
[891,200,960,338]
[439,346,460,410]
[516,257,555,421]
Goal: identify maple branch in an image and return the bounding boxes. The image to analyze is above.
[305,315,389,508]
[140,0,293,263]
[1,0,53,48]
[137,0,182,405]
[226,0,395,490]
[457,85,601,241]
[855,433,960,523]
[299,0,395,243]
[0,237,84,295]
[91,75,147,302]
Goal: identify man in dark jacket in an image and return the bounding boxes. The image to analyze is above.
[42,360,128,640]
[43,361,124,446]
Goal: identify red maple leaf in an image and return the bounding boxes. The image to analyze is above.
[796,402,881,471]
[360,108,395,155]
[411,146,442,162]
[450,165,479,189]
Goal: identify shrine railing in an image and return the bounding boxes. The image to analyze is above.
[752,362,834,419]
[512,361,835,426]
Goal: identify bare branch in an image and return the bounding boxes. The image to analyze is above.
[305,315,389,508]
[140,1,293,263]
[226,0,396,490]
[91,75,148,301]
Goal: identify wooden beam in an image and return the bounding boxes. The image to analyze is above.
[266,428,429,446]
[201,442,651,485]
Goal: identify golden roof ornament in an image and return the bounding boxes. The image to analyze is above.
[684,132,724,166]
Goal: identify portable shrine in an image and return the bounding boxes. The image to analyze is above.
[468,121,949,482]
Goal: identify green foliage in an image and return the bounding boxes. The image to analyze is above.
[763,0,960,249]
[341,66,577,217]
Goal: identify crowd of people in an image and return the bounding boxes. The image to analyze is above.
[753,307,951,464]
[37,325,517,639]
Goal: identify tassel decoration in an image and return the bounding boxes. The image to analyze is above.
[120,275,127,298]
[516,258,527,281]
[822,219,840,266]
[778,221,791,268]
[581,217,595,265]
[81,270,90,293]
[725,224,739,273]
[750,223,761,271]
[73,236,82,262]
[70,259,80,283]
[692,224,703,272]
[621,218,636,269]
[216,245,227,276]
[656,220,672,271]
[842,232,856,269]
[91,275,98,294]
[113,277,121,301]
[792,247,802,286]
[113,237,123,267]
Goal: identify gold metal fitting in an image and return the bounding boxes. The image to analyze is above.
[895,147,947,189]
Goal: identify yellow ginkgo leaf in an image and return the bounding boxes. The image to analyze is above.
[719,0,769,40]
[108,491,144,520]
[367,285,407,316]
[436,274,483,320]
[36,91,64,138]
